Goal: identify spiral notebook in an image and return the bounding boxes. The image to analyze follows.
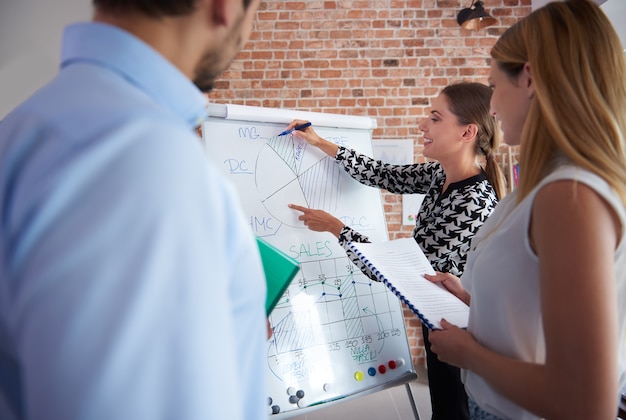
[346,238,469,330]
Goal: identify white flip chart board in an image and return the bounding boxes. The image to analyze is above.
[203,103,416,418]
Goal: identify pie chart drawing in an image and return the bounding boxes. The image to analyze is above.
[256,135,343,228]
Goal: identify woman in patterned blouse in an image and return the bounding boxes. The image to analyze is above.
[288,81,506,420]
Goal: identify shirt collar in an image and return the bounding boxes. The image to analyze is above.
[61,22,208,129]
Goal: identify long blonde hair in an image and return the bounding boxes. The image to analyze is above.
[491,0,626,206]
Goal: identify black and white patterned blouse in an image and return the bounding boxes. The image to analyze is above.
[335,146,498,279]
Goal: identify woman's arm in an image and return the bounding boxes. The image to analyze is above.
[430,180,620,419]
[424,272,470,305]
[288,204,345,238]
[285,120,436,195]
[287,203,381,282]
[285,119,339,157]
[525,180,620,418]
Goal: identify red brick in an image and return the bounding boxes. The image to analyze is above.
[210,0,531,359]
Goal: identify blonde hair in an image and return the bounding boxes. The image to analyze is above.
[442,82,507,200]
[491,0,626,206]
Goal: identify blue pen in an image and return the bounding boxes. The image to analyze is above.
[278,121,312,136]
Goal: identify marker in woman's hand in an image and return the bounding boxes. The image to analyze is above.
[278,121,312,136]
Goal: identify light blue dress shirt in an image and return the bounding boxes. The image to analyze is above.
[0,22,267,420]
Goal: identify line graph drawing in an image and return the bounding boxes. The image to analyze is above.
[256,135,343,228]
[267,256,406,382]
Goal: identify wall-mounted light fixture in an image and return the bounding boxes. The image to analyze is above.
[457,1,497,30]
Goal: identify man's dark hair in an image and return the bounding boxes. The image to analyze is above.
[93,0,196,16]
[93,0,253,17]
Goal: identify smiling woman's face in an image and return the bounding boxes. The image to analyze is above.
[418,94,469,162]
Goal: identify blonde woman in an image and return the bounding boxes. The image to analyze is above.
[428,1,626,419]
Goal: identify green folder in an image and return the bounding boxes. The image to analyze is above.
[256,237,301,315]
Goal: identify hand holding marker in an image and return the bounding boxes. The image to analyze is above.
[278,121,312,136]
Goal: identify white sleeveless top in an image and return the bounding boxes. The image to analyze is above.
[461,165,626,419]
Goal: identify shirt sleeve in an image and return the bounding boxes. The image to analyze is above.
[335,146,440,194]
[337,226,380,282]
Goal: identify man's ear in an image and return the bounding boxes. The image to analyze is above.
[211,0,231,26]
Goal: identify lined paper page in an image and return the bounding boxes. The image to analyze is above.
[349,238,469,329]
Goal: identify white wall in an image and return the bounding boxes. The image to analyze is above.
[597,0,626,52]
[0,0,92,119]
[532,0,626,53]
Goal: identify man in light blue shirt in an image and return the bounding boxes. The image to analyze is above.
[0,1,267,419]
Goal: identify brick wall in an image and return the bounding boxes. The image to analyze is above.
[209,0,531,368]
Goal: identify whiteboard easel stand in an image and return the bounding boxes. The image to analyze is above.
[202,103,419,419]
[271,372,421,419]
[405,382,421,419]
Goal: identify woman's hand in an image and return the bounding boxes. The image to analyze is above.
[429,319,477,369]
[288,204,344,238]
[424,272,470,305]
[283,120,339,157]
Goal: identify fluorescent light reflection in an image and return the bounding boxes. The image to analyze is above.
[289,291,336,390]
